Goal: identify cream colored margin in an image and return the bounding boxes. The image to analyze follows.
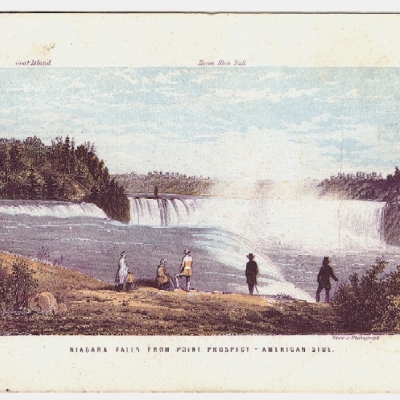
[0,13,399,393]
[1,13,400,68]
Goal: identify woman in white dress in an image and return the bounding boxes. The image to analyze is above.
[115,251,128,292]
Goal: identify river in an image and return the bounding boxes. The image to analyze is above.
[0,197,398,302]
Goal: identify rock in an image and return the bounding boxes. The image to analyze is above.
[29,292,58,315]
[57,303,68,315]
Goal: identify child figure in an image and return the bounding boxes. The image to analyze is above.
[125,270,135,292]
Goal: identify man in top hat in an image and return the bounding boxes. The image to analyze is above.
[175,249,193,292]
[316,256,338,303]
[245,253,259,295]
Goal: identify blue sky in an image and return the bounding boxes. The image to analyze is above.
[1,67,400,182]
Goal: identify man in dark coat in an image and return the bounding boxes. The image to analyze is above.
[316,256,338,303]
[245,253,259,295]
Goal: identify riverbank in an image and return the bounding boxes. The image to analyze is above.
[0,252,342,335]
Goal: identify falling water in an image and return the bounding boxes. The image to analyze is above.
[0,196,389,300]
[129,196,198,226]
[129,196,386,252]
[0,200,108,219]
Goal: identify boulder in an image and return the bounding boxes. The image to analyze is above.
[57,303,68,315]
[29,292,58,315]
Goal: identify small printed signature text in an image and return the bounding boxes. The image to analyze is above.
[16,60,52,66]
[198,59,246,66]
[332,335,380,341]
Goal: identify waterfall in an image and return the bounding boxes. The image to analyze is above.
[129,196,386,251]
[129,196,198,226]
[0,200,108,219]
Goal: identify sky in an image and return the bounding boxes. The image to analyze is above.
[1,67,400,182]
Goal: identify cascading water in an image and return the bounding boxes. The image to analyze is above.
[0,196,387,301]
[129,196,386,252]
[128,196,387,301]
[0,200,108,219]
[129,196,198,226]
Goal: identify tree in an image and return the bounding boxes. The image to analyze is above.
[44,174,58,199]
[332,258,400,332]
[64,135,71,174]
[27,169,43,200]
[0,146,10,175]
[0,263,11,308]
[9,144,24,172]
[9,259,38,310]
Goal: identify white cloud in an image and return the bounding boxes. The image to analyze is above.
[209,86,320,104]
[155,87,185,97]
[284,121,317,133]
[283,113,334,132]
[346,89,359,98]
[98,89,135,98]
[67,81,86,89]
[106,102,144,110]
[259,72,283,80]
[259,71,297,81]
[112,70,138,86]
[212,88,270,103]
[322,88,360,103]
[285,87,319,98]
[4,84,42,93]
[153,70,181,85]
[191,72,217,84]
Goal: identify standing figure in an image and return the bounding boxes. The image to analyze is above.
[175,249,193,292]
[125,270,135,291]
[156,259,174,291]
[115,251,128,292]
[316,256,338,303]
[245,253,259,295]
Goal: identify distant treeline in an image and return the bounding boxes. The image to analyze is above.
[0,136,130,222]
[113,171,216,196]
[318,169,400,202]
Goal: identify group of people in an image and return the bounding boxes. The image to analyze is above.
[114,251,135,292]
[156,248,194,292]
[115,248,339,303]
[114,248,194,292]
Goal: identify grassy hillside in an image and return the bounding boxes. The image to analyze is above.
[0,252,341,335]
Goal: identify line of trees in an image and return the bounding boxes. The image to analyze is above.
[113,170,216,196]
[318,168,400,202]
[0,136,130,222]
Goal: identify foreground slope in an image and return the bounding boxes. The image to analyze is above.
[0,253,341,335]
